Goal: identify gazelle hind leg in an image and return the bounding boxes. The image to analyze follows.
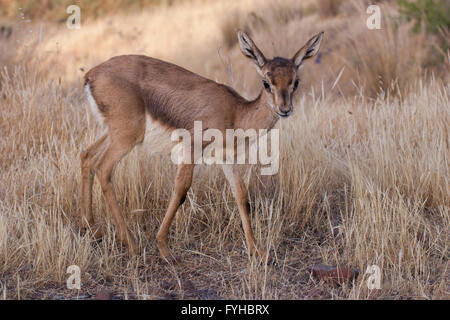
[82,76,147,254]
[93,133,143,255]
[156,163,194,261]
[80,133,108,238]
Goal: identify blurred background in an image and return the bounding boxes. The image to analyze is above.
[1,0,449,98]
[0,0,448,300]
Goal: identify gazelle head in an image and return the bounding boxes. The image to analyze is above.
[238,31,324,118]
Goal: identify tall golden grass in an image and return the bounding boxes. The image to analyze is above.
[0,0,448,299]
[6,0,442,98]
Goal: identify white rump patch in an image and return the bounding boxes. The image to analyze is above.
[143,115,178,156]
[85,83,105,127]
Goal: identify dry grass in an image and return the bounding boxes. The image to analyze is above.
[0,0,448,299]
[7,0,440,98]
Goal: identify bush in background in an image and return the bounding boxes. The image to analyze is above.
[397,0,449,71]
[397,0,450,33]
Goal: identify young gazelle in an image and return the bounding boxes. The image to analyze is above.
[81,31,324,260]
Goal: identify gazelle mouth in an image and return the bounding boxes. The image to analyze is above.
[276,111,292,118]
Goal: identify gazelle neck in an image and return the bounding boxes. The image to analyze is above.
[236,90,279,131]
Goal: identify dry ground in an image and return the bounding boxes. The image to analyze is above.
[0,0,448,299]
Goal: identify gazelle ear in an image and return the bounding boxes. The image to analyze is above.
[292,31,324,69]
[237,31,267,72]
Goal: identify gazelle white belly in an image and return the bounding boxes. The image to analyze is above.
[143,114,178,156]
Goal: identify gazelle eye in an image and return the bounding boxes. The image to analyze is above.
[293,78,299,91]
[262,80,271,91]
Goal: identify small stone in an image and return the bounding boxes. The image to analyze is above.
[308,264,360,286]
[94,289,114,300]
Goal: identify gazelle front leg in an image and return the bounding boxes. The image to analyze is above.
[222,165,266,261]
[156,163,194,261]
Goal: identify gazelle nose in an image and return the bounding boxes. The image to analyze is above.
[278,105,292,116]
[277,107,292,118]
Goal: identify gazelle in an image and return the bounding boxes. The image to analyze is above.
[81,30,323,261]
